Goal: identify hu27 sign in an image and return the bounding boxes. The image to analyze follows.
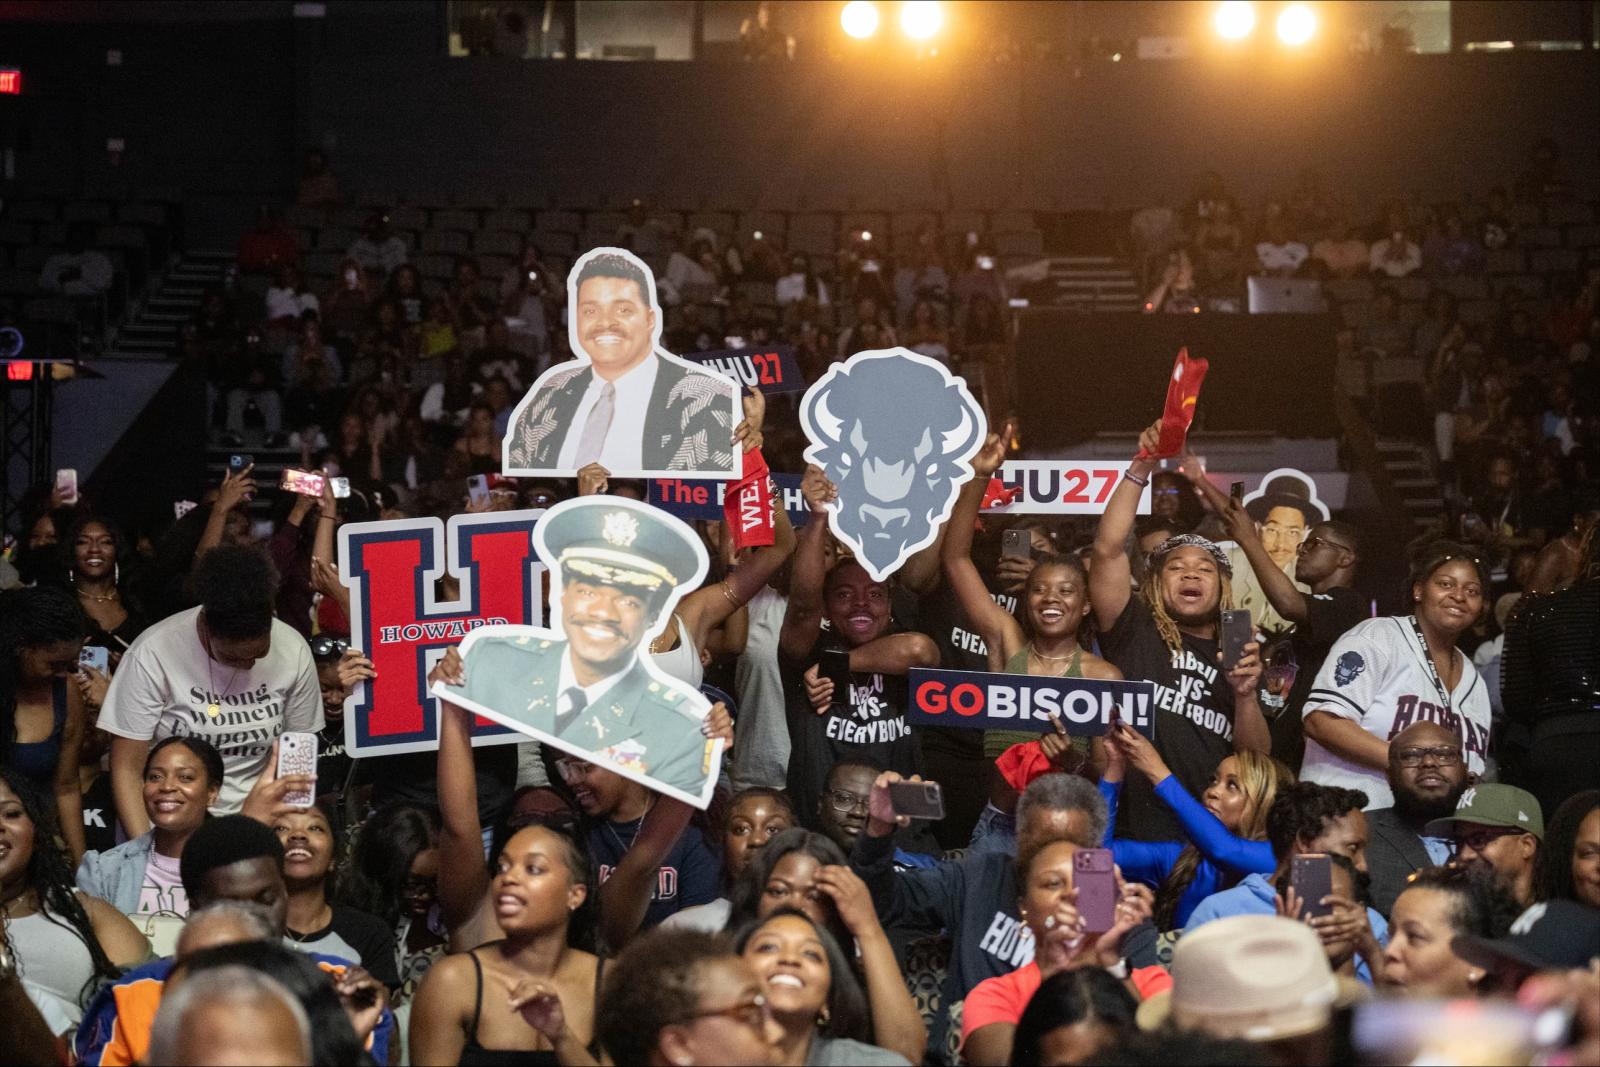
[338,510,546,756]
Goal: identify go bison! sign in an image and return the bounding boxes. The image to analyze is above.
[338,511,546,756]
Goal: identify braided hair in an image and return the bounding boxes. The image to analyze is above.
[1151,751,1294,932]
[0,586,86,766]
[0,767,122,999]
[1139,565,1235,654]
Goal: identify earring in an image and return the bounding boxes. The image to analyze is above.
[114,561,120,586]
[816,1007,830,1028]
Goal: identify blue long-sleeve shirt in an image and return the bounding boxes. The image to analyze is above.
[1099,775,1277,928]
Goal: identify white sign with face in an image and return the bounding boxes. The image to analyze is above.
[502,247,744,481]
[800,348,987,581]
[429,495,723,809]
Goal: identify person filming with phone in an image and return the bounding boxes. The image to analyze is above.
[1089,419,1271,843]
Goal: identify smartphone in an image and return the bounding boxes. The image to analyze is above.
[276,732,318,808]
[229,454,254,474]
[1073,848,1118,933]
[888,780,945,821]
[976,255,995,271]
[173,499,198,520]
[79,645,110,676]
[820,648,852,707]
[1220,608,1254,671]
[466,473,490,508]
[1291,853,1334,919]
[329,476,351,499]
[1230,480,1245,506]
[279,469,326,497]
[55,468,79,505]
[1002,528,1033,560]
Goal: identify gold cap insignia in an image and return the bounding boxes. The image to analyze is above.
[602,511,640,548]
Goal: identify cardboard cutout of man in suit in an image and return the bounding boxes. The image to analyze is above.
[431,496,723,808]
[503,247,742,480]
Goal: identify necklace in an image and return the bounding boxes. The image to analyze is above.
[1029,647,1074,662]
[606,797,655,854]
[76,586,120,603]
[202,629,243,719]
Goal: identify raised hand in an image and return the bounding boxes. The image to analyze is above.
[240,740,316,826]
[217,464,257,511]
[428,646,466,689]
[507,978,567,1042]
[865,770,916,836]
[701,701,734,747]
[336,648,377,691]
[732,386,766,452]
[333,964,387,1043]
[577,463,610,497]
[972,426,1009,479]
[802,663,834,715]
[800,464,838,514]
[814,865,882,940]
[1227,641,1263,699]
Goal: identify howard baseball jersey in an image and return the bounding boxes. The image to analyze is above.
[1300,615,1489,809]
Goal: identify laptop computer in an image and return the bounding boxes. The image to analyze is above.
[1247,276,1327,314]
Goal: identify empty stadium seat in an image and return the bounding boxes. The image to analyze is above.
[433,209,480,233]
[421,230,470,255]
[535,210,581,234]
[473,231,523,257]
[63,201,114,225]
[483,209,532,234]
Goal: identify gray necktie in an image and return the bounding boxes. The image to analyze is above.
[556,686,588,732]
[573,383,616,467]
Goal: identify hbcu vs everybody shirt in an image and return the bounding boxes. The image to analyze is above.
[1300,615,1489,809]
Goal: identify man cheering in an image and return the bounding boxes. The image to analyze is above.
[504,248,741,478]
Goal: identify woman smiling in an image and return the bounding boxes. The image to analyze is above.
[76,736,224,916]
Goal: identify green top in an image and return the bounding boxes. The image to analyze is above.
[983,644,1089,760]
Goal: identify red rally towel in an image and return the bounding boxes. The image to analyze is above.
[723,448,776,551]
[1135,347,1209,460]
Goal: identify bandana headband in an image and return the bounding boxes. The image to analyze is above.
[1148,534,1233,578]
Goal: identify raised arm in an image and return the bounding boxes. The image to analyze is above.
[195,465,258,563]
[1181,454,1311,624]
[1090,420,1162,630]
[680,489,796,648]
[815,865,927,1063]
[426,649,495,948]
[598,794,694,951]
[848,632,940,674]
[777,466,835,662]
[943,428,1024,661]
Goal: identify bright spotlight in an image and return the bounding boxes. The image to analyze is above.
[900,1,943,41]
[1276,3,1316,46]
[1213,1,1255,40]
[841,1,880,39]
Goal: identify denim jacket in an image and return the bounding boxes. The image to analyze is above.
[76,832,155,914]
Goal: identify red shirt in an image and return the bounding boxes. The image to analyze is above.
[237,228,300,273]
[961,962,1172,1047]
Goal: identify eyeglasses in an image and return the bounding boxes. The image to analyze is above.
[1455,827,1523,853]
[1298,536,1351,555]
[674,995,771,1030]
[310,636,349,660]
[1393,746,1463,768]
[825,789,868,815]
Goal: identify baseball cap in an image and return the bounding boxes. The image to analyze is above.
[1136,915,1364,1041]
[1425,784,1544,840]
[1453,899,1600,974]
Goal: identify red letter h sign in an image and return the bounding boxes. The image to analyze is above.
[338,511,545,756]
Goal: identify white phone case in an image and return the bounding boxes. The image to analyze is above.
[276,732,318,807]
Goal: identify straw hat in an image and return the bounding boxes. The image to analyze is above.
[1136,915,1365,1042]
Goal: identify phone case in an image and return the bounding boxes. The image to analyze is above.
[1220,610,1254,669]
[79,645,110,675]
[888,781,945,821]
[276,732,318,808]
[1292,854,1334,919]
[821,649,852,702]
[1073,848,1118,933]
[1002,529,1032,558]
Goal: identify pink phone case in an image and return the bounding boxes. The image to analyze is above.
[1074,848,1118,933]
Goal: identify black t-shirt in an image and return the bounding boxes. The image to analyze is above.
[81,771,118,854]
[781,633,923,833]
[587,816,720,930]
[286,905,400,990]
[1271,586,1368,771]
[1097,597,1236,841]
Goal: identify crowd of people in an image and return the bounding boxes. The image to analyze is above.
[1,151,1598,1066]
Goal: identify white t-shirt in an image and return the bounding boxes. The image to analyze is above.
[1255,241,1309,275]
[98,607,323,813]
[1300,615,1489,809]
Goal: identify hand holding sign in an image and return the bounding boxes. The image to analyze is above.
[800,464,838,515]
[731,386,765,453]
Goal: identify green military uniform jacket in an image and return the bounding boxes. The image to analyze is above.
[443,633,714,799]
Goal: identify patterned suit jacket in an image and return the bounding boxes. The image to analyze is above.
[1365,805,1438,919]
[505,354,737,473]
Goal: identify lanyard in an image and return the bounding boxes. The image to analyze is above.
[1408,615,1454,714]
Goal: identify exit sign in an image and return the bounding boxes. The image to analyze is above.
[0,70,20,94]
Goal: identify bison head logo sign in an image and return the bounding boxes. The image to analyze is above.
[801,349,986,581]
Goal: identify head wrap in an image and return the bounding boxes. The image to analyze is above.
[1147,533,1233,578]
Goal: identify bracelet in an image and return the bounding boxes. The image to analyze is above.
[318,513,337,522]
[719,580,743,608]
[1122,471,1149,488]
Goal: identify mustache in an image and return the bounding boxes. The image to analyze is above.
[570,617,625,636]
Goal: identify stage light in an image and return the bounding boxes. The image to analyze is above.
[1213,1,1255,40]
[1277,4,1316,46]
[900,1,943,41]
[841,1,879,39]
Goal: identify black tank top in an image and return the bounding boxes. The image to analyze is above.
[457,950,604,1067]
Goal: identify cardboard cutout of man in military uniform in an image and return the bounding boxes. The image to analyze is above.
[430,495,722,808]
